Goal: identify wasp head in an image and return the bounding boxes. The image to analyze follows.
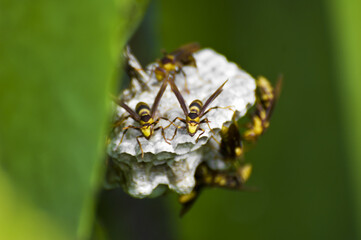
[161,56,176,71]
[154,67,167,81]
[141,123,154,139]
[186,113,200,136]
[139,113,154,140]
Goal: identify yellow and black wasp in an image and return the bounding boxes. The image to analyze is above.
[167,76,231,142]
[178,117,253,217]
[243,75,283,142]
[178,161,253,217]
[178,76,282,216]
[122,46,150,97]
[112,79,173,158]
[153,42,200,93]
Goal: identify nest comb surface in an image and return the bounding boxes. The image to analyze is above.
[107,48,256,198]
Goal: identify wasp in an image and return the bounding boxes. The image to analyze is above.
[167,77,231,142]
[178,116,253,216]
[153,42,200,93]
[112,79,173,158]
[220,116,244,161]
[122,46,150,98]
[178,76,282,216]
[243,75,283,142]
[178,162,253,216]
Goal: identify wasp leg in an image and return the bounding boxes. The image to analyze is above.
[135,135,146,158]
[200,117,216,135]
[168,125,187,141]
[156,117,180,129]
[164,117,186,141]
[117,125,141,150]
[112,114,131,129]
[164,117,186,129]
[179,68,190,94]
[210,135,220,145]
[166,117,186,141]
[152,116,176,144]
[195,127,206,143]
[202,105,235,117]
[153,126,171,144]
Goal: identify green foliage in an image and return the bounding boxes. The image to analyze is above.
[0,0,148,238]
[156,0,357,239]
[328,0,361,238]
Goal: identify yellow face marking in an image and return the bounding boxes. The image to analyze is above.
[141,124,153,138]
[163,62,176,71]
[187,123,198,135]
[186,115,200,135]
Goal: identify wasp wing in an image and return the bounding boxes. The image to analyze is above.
[123,46,149,91]
[170,42,200,62]
[111,95,140,121]
[151,79,168,118]
[199,80,228,116]
[168,75,189,116]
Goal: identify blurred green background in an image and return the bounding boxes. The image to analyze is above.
[1,0,361,239]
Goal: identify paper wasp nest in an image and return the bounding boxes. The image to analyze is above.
[106,49,256,198]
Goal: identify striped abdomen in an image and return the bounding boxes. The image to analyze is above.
[136,102,152,124]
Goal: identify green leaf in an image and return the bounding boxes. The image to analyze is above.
[0,0,148,238]
[327,0,361,238]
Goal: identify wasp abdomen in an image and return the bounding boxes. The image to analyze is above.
[136,102,151,116]
[189,100,202,114]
